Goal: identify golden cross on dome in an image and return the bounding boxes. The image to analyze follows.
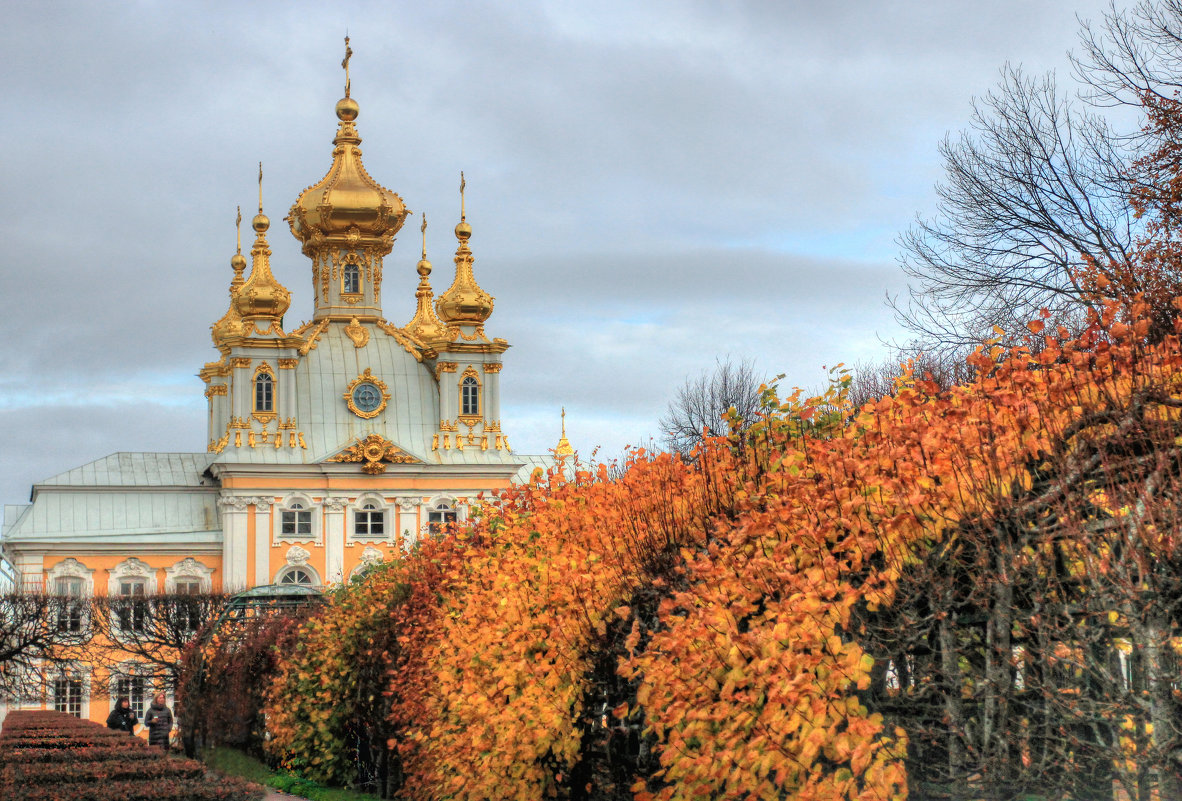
[257,162,264,213]
[421,213,428,259]
[342,35,353,98]
[459,171,466,221]
[235,206,242,254]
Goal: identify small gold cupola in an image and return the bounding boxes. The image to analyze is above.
[211,206,247,350]
[234,164,292,324]
[436,172,494,327]
[406,213,449,344]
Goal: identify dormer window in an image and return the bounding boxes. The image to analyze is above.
[343,262,360,295]
[461,376,479,416]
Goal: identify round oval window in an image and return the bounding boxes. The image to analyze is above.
[352,382,383,413]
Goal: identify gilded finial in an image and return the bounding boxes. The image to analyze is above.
[421,213,428,260]
[257,162,263,213]
[235,206,242,255]
[253,163,269,232]
[342,36,353,98]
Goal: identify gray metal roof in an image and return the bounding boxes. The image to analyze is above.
[3,488,219,542]
[38,452,216,488]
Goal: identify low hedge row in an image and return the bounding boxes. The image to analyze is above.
[0,711,262,801]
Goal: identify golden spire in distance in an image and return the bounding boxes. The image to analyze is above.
[406,212,448,344]
[555,407,574,457]
[211,205,248,348]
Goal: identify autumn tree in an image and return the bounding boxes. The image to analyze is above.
[658,357,764,456]
[0,593,90,701]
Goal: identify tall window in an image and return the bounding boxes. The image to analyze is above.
[114,674,147,719]
[461,376,479,416]
[54,577,84,633]
[281,503,313,538]
[343,262,360,294]
[173,577,202,633]
[117,579,147,633]
[354,503,385,538]
[53,676,83,717]
[427,501,457,535]
[255,371,274,412]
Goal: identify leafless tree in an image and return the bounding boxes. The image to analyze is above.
[84,593,228,696]
[0,593,91,701]
[658,357,765,457]
[891,64,1136,355]
[847,349,980,410]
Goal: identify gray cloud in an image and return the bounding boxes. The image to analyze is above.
[0,0,1116,506]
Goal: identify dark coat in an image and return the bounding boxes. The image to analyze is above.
[106,705,138,733]
[143,702,173,748]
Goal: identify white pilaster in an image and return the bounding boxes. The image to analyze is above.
[218,495,251,592]
[253,497,272,588]
[397,497,419,549]
[324,497,347,584]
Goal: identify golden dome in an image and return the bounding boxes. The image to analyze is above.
[234,209,292,322]
[288,90,408,255]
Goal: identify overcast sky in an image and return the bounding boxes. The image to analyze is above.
[0,0,1117,508]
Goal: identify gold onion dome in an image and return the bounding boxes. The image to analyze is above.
[436,174,493,325]
[288,75,408,254]
[234,177,292,322]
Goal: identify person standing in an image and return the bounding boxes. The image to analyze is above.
[106,696,138,733]
[143,692,173,751]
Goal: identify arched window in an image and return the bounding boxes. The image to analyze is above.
[276,566,318,587]
[343,262,360,294]
[255,371,273,413]
[427,500,457,535]
[461,376,479,416]
[354,502,385,538]
[280,502,312,538]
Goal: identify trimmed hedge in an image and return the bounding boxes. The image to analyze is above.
[0,711,262,801]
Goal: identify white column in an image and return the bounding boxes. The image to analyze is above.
[397,497,420,550]
[323,497,347,584]
[253,497,272,588]
[218,495,251,592]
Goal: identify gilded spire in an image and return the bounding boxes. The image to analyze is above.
[342,35,353,98]
[235,165,292,323]
[211,205,247,348]
[405,213,448,343]
[555,407,574,457]
[436,173,494,326]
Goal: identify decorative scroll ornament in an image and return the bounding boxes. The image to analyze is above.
[360,545,383,566]
[328,433,419,474]
[343,368,391,419]
[285,545,311,567]
[345,317,370,348]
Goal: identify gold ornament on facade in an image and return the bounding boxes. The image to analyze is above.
[345,317,370,348]
[328,433,418,474]
[288,39,408,262]
[482,362,503,373]
[343,368,391,419]
[278,358,298,369]
[435,361,458,380]
[230,357,252,369]
[373,319,425,362]
[436,173,495,326]
[297,319,330,355]
[235,164,293,323]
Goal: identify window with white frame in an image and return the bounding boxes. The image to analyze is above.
[427,500,457,535]
[354,502,385,538]
[54,577,85,633]
[53,675,84,717]
[116,579,147,633]
[275,496,319,543]
[276,566,319,587]
[281,503,313,538]
[113,671,148,720]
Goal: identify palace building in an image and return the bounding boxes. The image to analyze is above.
[0,45,558,721]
